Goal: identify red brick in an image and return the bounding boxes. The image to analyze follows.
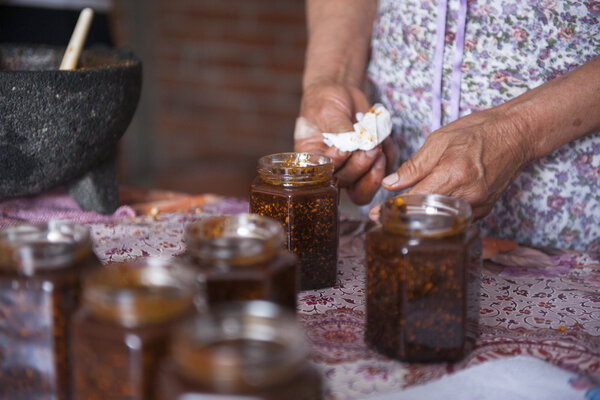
[115,0,308,194]
[256,11,305,26]
[154,159,256,198]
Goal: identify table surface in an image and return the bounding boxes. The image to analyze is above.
[2,194,600,399]
[78,197,600,399]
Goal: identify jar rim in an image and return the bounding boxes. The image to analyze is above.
[0,220,92,275]
[83,257,198,327]
[185,214,284,267]
[172,300,308,389]
[257,152,333,186]
[381,194,472,237]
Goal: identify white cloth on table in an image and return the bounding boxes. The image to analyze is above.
[367,356,588,400]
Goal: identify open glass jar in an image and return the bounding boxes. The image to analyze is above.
[0,221,98,400]
[366,194,481,362]
[250,153,339,290]
[157,301,322,399]
[71,257,198,400]
[185,214,298,311]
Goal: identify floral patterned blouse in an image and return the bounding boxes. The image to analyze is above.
[367,0,600,251]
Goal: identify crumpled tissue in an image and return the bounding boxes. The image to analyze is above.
[322,103,392,152]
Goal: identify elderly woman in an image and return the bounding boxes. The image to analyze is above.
[295,0,600,251]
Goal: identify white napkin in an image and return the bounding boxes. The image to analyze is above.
[322,104,393,152]
[367,356,589,400]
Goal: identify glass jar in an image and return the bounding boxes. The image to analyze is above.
[185,214,298,311]
[157,301,322,400]
[71,257,198,400]
[366,194,481,362]
[250,153,339,290]
[0,221,98,400]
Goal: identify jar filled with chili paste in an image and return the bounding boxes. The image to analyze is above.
[366,194,481,362]
[0,221,99,400]
[250,153,339,290]
[71,257,198,400]
[157,300,322,400]
[185,214,298,311]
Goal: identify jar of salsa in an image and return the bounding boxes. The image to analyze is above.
[71,257,198,400]
[157,300,322,400]
[0,221,98,400]
[366,194,481,362]
[250,153,339,290]
[185,213,298,311]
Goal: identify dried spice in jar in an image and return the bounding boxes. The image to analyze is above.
[366,194,481,362]
[71,257,198,400]
[185,213,298,311]
[250,153,339,290]
[157,300,322,400]
[0,221,99,400]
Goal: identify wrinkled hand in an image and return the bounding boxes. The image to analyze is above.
[295,83,396,205]
[376,108,531,219]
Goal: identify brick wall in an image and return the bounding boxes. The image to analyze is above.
[113,0,306,197]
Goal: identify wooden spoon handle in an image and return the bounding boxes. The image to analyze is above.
[129,194,225,216]
[60,8,94,70]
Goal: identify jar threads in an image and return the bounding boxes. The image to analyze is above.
[366,194,481,362]
[185,214,298,310]
[157,301,322,399]
[0,221,99,400]
[250,153,339,290]
[71,257,198,400]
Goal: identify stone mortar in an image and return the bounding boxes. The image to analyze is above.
[0,44,142,214]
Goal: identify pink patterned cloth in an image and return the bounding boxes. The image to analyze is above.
[83,200,600,399]
[0,189,136,228]
[5,193,596,398]
[300,221,600,398]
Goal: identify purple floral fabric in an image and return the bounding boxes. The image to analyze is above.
[368,0,600,251]
[86,210,600,399]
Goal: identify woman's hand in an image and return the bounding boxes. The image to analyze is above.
[295,83,396,205]
[378,108,531,219]
[298,0,386,205]
[372,56,600,220]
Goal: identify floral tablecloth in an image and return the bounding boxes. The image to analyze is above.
[78,198,600,399]
[3,193,599,399]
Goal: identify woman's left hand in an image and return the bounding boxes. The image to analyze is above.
[373,57,600,220]
[377,107,532,219]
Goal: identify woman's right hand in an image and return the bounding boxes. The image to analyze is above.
[294,83,396,205]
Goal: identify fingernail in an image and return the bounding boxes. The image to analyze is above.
[365,148,379,159]
[369,205,381,222]
[336,149,349,157]
[374,154,385,171]
[382,173,399,187]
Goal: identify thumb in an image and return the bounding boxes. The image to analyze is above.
[299,84,362,134]
[294,116,351,169]
[293,117,321,141]
[316,108,355,135]
[318,111,357,170]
